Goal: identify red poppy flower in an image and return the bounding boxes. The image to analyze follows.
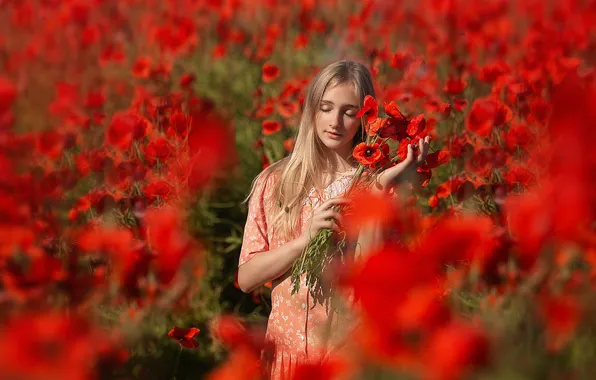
[283,138,295,152]
[262,120,281,135]
[293,356,349,380]
[353,142,384,166]
[443,77,466,95]
[167,112,189,138]
[179,73,195,88]
[466,98,511,136]
[168,327,200,349]
[144,137,174,166]
[423,322,491,380]
[406,114,426,137]
[294,33,308,49]
[440,103,451,118]
[429,195,439,208]
[390,51,414,70]
[36,130,64,159]
[0,76,17,113]
[453,98,468,112]
[132,56,151,79]
[378,117,408,140]
[277,100,299,118]
[420,150,451,170]
[356,95,378,124]
[539,295,581,351]
[366,117,385,136]
[106,112,148,150]
[383,101,405,119]
[143,179,173,203]
[262,63,280,83]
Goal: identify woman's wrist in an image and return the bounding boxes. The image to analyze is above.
[295,234,309,251]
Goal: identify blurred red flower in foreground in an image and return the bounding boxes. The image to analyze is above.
[423,322,491,380]
[0,312,121,380]
[168,326,200,348]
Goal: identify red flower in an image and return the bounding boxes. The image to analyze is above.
[540,295,581,352]
[262,119,281,135]
[390,51,414,70]
[132,56,152,79]
[353,142,384,166]
[106,112,150,150]
[0,76,17,113]
[383,101,405,119]
[292,356,349,380]
[420,150,451,170]
[406,114,426,137]
[144,206,198,284]
[167,112,189,138]
[211,315,264,353]
[0,312,112,380]
[168,327,200,349]
[262,63,280,83]
[453,98,468,112]
[423,322,491,380]
[277,100,299,118]
[466,98,512,137]
[356,95,378,124]
[145,178,173,203]
[36,130,64,159]
[179,73,195,88]
[366,117,384,136]
[283,138,295,152]
[443,77,466,95]
[378,117,408,140]
[505,123,535,152]
[144,137,174,166]
[440,103,451,118]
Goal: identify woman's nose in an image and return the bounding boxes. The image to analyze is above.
[328,110,342,127]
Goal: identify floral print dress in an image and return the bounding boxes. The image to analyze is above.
[239,169,358,380]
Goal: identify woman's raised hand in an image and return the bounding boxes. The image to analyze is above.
[299,197,351,244]
[376,136,431,190]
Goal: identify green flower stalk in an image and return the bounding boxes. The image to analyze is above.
[289,165,367,310]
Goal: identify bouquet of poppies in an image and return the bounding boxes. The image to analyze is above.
[290,95,450,309]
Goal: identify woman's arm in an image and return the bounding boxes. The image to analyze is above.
[237,235,308,293]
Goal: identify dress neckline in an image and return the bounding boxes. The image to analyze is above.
[324,167,357,177]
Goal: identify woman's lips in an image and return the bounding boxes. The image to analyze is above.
[327,131,342,139]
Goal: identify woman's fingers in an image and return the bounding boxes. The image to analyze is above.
[417,136,431,164]
[321,197,352,210]
[403,143,415,165]
[322,220,340,232]
[316,209,342,224]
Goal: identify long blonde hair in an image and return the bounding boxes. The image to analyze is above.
[244,60,376,241]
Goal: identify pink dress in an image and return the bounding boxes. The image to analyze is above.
[239,169,358,379]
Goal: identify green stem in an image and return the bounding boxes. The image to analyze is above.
[171,346,183,380]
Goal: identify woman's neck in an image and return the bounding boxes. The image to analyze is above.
[323,150,357,173]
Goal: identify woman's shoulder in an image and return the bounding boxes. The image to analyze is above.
[251,159,287,198]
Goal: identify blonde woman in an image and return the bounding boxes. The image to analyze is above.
[238,60,430,378]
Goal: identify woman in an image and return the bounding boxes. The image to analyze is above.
[238,60,430,379]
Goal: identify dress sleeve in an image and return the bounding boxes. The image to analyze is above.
[238,172,275,267]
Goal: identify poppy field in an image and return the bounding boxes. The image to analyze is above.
[1,0,596,379]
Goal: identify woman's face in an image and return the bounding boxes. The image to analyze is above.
[315,83,362,160]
